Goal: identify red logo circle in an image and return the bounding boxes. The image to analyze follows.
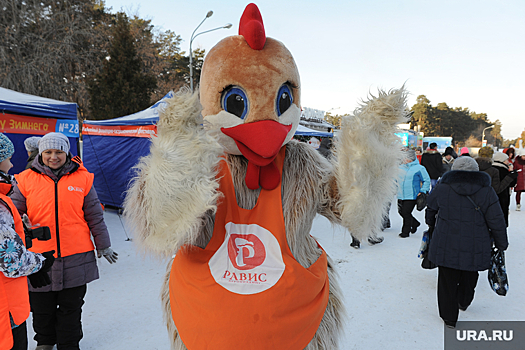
[227,234,266,270]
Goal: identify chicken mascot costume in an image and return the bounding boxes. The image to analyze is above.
[125,3,408,349]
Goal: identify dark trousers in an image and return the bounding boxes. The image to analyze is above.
[11,321,28,350]
[437,266,479,325]
[29,285,87,350]
[397,199,419,236]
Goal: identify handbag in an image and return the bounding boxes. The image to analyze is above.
[488,246,508,296]
[465,195,509,296]
[420,228,437,269]
[416,192,427,211]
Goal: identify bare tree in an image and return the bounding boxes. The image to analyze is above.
[0,0,111,119]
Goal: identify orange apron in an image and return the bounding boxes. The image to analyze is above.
[169,146,329,350]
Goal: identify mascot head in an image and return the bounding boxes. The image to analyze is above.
[200,3,301,190]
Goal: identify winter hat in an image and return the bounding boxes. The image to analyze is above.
[405,149,416,162]
[493,151,509,163]
[459,147,470,156]
[0,133,15,163]
[443,147,454,157]
[24,136,41,153]
[452,156,479,171]
[38,132,70,155]
[478,146,494,158]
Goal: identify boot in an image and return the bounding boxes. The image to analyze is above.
[368,236,384,245]
[517,204,521,211]
[350,237,360,249]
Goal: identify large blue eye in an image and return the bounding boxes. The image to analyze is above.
[276,84,293,116]
[222,86,248,119]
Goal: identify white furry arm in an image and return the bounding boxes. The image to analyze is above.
[333,87,408,241]
[124,89,223,256]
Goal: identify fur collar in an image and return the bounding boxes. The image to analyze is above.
[440,170,490,187]
[492,160,508,169]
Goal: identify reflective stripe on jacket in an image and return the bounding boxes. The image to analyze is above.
[15,165,95,258]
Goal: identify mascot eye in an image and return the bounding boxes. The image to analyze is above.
[222,86,248,119]
[276,84,293,116]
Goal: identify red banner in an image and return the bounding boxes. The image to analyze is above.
[82,124,156,138]
[0,113,57,135]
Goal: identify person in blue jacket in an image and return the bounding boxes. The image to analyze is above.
[397,149,430,237]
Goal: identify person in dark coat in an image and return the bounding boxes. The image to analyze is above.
[425,156,508,329]
[420,142,443,191]
[23,136,41,170]
[444,146,457,159]
[475,149,518,226]
[442,147,455,174]
[492,152,518,225]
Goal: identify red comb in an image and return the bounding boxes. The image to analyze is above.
[239,3,266,50]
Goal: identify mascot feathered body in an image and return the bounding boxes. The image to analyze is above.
[125,3,408,349]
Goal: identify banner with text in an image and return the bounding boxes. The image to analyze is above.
[0,113,79,137]
[82,124,156,138]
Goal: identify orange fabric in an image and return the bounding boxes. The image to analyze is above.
[0,276,13,349]
[15,165,95,258]
[169,146,329,350]
[0,194,30,349]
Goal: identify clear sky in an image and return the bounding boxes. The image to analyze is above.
[103,0,525,140]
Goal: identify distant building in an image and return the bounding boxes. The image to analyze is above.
[301,107,335,133]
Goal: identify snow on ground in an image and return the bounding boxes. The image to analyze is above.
[27,194,525,350]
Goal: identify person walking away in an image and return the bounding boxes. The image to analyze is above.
[442,147,455,174]
[475,148,517,226]
[23,137,41,170]
[459,147,471,157]
[425,156,508,329]
[397,149,430,238]
[513,149,525,211]
[491,152,518,226]
[11,132,118,350]
[0,133,55,350]
[420,143,443,191]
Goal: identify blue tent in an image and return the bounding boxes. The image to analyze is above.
[82,92,173,208]
[295,124,333,137]
[0,87,79,174]
[82,91,332,208]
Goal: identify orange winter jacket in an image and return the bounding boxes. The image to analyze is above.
[15,164,95,258]
[0,193,30,349]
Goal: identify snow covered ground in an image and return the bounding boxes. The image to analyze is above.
[27,194,525,350]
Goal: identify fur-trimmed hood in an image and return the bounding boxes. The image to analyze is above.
[424,149,440,154]
[440,170,491,196]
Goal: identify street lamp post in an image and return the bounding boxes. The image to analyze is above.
[482,125,495,147]
[189,11,232,91]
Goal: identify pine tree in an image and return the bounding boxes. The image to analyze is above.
[87,12,156,120]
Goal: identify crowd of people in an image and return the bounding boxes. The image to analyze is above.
[1,132,117,350]
[392,143,521,328]
[339,140,520,329]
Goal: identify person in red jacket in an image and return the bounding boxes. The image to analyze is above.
[514,149,525,211]
[11,132,117,350]
[0,133,54,350]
